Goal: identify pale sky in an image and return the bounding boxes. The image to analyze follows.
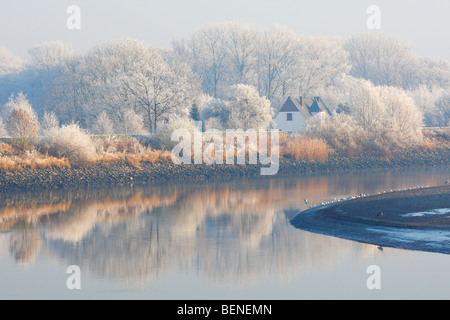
[0,0,449,60]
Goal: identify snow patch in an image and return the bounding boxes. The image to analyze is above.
[367,227,450,247]
[400,208,450,218]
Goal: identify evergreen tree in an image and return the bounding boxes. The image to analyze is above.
[190,103,201,121]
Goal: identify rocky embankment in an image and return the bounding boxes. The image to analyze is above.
[0,149,449,192]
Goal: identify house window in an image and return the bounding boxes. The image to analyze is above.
[286,113,292,121]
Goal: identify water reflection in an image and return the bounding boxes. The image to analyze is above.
[0,166,448,287]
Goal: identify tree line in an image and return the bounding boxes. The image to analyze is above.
[0,22,449,146]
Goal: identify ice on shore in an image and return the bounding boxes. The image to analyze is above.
[366,226,450,252]
[400,208,450,218]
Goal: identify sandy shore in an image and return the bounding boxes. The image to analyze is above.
[290,184,450,255]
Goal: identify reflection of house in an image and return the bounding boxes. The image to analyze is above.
[274,97,332,132]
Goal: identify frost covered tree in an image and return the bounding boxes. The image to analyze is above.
[28,41,77,71]
[5,92,39,150]
[407,85,446,127]
[225,22,259,86]
[173,24,229,98]
[49,54,94,125]
[92,111,114,135]
[174,22,353,107]
[255,25,298,102]
[293,36,351,96]
[0,46,23,75]
[122,109,147,135]
[344,33,415,88]
[305,112,365,155]
[344,77,386,133]
[84,39,200,132]
[435,93,450,127]
[41,111,59,135]
[227,84,273,130]
[0,116,8,137]
[308,76,424,152]
[122,57,199,132]
[378,86,423,147]
[201,97,231,129]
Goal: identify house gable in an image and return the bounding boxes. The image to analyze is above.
[279,97,301,112]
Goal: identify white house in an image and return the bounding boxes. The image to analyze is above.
[273,96,331,132]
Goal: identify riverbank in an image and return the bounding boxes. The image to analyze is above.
[0,148,449,192]
[290,184,450,255]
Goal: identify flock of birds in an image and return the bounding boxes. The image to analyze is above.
[301,179,448,253]
[302,179,449,213]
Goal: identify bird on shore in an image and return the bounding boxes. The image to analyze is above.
[377,211,383,217]
[377,246,383,252]
[445,180,449,184]
[304,198,308,204]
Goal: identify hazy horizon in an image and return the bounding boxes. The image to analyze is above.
[1,0,449,61]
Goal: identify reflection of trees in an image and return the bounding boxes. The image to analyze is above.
[1,179,372,285]
[1,166,446,285]
[9,231,40,264]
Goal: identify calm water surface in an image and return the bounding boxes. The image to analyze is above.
[1,166,449,299]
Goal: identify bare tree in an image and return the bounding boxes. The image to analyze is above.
[344,33,416,88]
[256,25,298,101]
[122,109,147,135]
[0,116,8,137]
[41,111,59,134]
[28,41,77,72]
[92,111,114,135]
[82,39,200,133]
[225,22,259,86]
[294,36,351,96]
[121,51,200,132]
[435,93,450,127]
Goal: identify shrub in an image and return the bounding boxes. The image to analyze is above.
[155,116,201,151]
[40,123,96,162]
[305,113,366,156]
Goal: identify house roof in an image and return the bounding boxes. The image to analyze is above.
[308,97,332,116]
[278,96,331,119]
[279,97,301,112]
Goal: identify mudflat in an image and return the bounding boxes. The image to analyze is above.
[290,185,450,254]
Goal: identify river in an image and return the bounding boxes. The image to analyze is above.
[0,165,449,299]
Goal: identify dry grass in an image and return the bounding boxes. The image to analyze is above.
[0,143,14,156]
[96,150,171,168]
[0,152,70,170]
[95,136,172,168]
[280,134,329,162]
[420,128,450,151]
